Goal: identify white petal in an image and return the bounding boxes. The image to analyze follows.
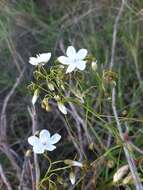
[29,57,38,65]
[57,56,71,65]
[28,136,40,146]
[66,63,76,73]
[76,49,87,60]
[33,143,45,154]
[50,133,61,144]
[57,102,67,115]
[66,46,76,59]
[39,129,50,144]
[45,144,56,151]
[37,53,51,63]
[76,61,86,71]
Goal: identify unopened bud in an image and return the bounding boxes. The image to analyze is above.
[107,160,114,169]
[64,160,83,168]
[69,172,76,185]
[48,83,55,91]
[113,165,129,183]
[41,98,51,111]
[61,84,65,90]
[57,102,67,115]
[32,89,39,105]
[57,176,64,185]
[25,149,32,157]
[54,95,60,101]
[89,142,94,151]
[91,61,97,71]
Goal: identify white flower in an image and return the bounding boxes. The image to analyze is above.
[57,102,67,115]
[28,129,61,154]
[29,53,51,66]
[32,89,39,105]
[58,46,88,73]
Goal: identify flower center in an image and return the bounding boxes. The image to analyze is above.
[42,141,47,145]
[74,58,79,62]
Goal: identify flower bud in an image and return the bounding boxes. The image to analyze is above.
[69,172,76,185]
[25,149,32,157]
[61,84,65,90]
[57,102,67,115]
[113,165,129,183]
[57,176,64,185]
[107,160,114,169]
[89,142,94,151]
[48,83,55,91]
[32,89,39,105]
[64,160,83,168]
[54,95,60,101]
[41,98,51,111]
[91,61,97,71]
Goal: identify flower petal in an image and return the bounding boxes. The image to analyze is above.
[29,57,38,65]
[37,53,51,63]
[39,129,50,144]
[57,56,71,65]
[76,49,88,60]
[50,133,61,144]
[33,143,45,154]
[45,144,56,151]
[66,46,76,59]
[28,136,40,146]
[76,60,86,71]
[66,63,76,73]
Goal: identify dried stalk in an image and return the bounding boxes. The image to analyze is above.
[109,0,125,69]
[112,87,143,190]
[28,106,40,190]
[109,0,143,189]
[0,68,25,180]
[19,155,32,190]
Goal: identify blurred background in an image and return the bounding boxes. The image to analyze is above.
[0,0,143,189]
